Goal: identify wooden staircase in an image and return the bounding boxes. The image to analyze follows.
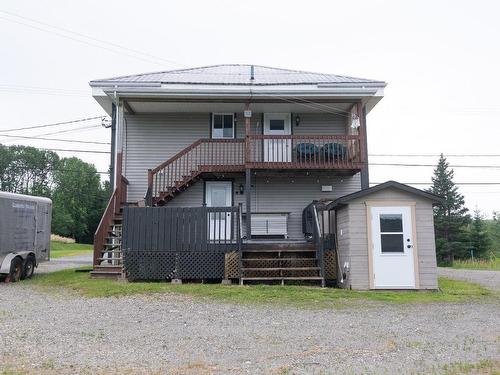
[147,139,245,206]
[240,242,324,285]
[90,216,123,279]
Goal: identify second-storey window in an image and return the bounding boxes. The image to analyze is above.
[212,113,234,139]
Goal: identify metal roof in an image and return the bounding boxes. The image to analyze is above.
[90,64,385,86]
[327,181,443,210]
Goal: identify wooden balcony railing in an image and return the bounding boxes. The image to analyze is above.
[247,135,362,169]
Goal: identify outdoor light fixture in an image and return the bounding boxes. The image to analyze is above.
[295,115,301,126]
[239,184,244,194]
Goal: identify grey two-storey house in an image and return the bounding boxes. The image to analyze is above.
[90,64,439,289]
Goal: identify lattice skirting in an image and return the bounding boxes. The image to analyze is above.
[224,251,240,279]
[324,250,338,280]
[123,251,225,280]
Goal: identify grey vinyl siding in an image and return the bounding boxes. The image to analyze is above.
[122,112,348,202]
[164,172,361,239]
[122,113,210,201]
[336,187,438,290]
[293,113,347,135]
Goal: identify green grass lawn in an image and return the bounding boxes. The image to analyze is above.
[27,269,495,308]
[449,257,500,271]
[50,241,92,258]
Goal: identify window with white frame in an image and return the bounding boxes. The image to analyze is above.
[212,113,234,139]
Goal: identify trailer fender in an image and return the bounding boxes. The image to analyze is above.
[0,252,31,274]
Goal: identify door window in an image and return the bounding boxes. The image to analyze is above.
[269,119,285,131]
[212,113,234,139]
[379,214,404,253]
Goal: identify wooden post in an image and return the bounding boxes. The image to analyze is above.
[245,168,251,239]
[358,104,369,189]
[244,103,252,239]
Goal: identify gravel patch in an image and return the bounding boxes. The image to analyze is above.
[438,267,500,291]
[36,255,92,274]
[0,282,499,374]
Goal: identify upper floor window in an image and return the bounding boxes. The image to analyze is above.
[212,113,234,139]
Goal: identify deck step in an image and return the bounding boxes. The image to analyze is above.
[242,257,317,262]
[242,249,315,253]
[97,257,122,261]
[241,277,323,281]
[242,267,319,272]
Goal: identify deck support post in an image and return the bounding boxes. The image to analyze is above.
[359,104,369,189]
[244,103,252,240]
[245,168,252,239]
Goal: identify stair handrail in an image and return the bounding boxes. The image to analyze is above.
[94,175,128,266]
[312,203,326,285]
[147,138,244,204]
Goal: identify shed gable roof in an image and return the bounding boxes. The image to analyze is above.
[91,64,385,86]
[328,181,443,209]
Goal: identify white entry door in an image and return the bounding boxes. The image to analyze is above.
[370,206,416,289]
[263,113,291,162]
[205,181,232,241]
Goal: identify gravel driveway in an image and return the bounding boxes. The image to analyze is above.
[438,267,500,291]
[36,254,92,274]
[1,279,499,374]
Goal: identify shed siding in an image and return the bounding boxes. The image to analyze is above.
[340,187,438,290]
[122,112,347,202]
[335,207,351,288]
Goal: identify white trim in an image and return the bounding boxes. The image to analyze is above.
[211,113,235,139]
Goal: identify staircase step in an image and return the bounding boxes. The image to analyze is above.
[242,267,319,272]
[241,277,324,281]
[242,257,317,262]
[97,257,122,261]
[243,249,315,253]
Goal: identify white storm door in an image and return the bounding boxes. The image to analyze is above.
[263,113,291,162]
[205,181,232,241]
[371,206,416,289]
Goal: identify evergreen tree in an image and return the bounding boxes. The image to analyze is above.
[469,209,492,259]
[428,154,470,264]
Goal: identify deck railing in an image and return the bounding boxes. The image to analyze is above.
[147,138,245,203]
[247,134,362,169]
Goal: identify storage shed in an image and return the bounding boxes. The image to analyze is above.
[328,181,442,290]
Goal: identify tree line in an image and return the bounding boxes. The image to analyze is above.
[0,144,109,244]
[428,154,498,265]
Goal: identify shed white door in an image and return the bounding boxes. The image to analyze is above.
[370,206,416,289]
[263,113,291,162]
[205,181,232,241]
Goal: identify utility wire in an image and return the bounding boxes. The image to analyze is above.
[0,116,105,133]
[0,11,183,68]
[371,162,500,169]
[371,182,500,185]
[0,134,109,145]
[370,154,500,157]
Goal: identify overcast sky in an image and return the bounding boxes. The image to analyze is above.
[1,0,499,215]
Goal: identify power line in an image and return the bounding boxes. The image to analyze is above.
[371,182,500,185]
[370,162,500,169]
[370,154,500,157]
[0,134,110,145]
[0,116,105,133]
[38,148,110,154]
[0,11,183,68]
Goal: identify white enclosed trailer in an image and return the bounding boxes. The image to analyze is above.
[0,191,52,282]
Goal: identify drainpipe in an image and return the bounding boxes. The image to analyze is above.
[109,103,117,192]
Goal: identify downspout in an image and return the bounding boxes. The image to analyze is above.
[110,103,117,192]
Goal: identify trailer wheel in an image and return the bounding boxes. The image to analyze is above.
[22,255,36,279]
[6,257,23,283]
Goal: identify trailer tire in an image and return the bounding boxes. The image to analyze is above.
[22,255,36,279]
[6,257,23,283]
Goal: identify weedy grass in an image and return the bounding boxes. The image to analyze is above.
[26,269,495,309]
[49,241,92,259]
[449,257,500,271]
